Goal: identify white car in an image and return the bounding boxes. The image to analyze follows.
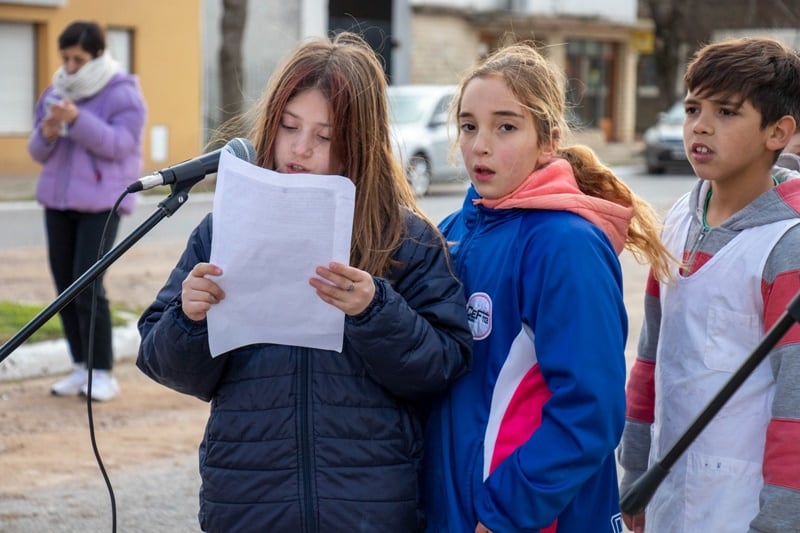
[387,84,466,196]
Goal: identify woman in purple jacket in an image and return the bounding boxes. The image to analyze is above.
[28,20,146,401]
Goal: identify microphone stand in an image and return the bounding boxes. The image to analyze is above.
[619,288,800,515]
[0,179,202,364]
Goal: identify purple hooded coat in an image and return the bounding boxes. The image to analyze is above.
[27,72,146,215]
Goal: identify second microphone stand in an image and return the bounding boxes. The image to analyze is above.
[619,289,800,515]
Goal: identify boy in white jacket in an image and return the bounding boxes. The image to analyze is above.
[619,37,800,533]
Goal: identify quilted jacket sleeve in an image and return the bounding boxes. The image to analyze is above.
[136,214,228,401]
[345,212,472,398]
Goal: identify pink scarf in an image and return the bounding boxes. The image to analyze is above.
[474,158,632,254]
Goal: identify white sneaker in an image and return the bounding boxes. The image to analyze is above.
[81,370,120,402]
[51,364,88,396]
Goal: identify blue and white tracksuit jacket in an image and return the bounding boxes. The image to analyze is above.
[423,186,628,532]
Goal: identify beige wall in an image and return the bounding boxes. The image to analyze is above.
[0,0,201,177]
[410,13,480,85]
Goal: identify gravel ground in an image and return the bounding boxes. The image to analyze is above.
[0,237,209,533]
[0,360,209,533]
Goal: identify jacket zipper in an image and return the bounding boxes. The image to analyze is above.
[299,350,316,532]
[57,143,75,208]
[684,226,709,275]
[457,210,483,274]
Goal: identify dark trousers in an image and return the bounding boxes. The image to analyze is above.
[45,208,121,371]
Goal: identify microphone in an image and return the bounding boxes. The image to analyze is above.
[126,137,256,193]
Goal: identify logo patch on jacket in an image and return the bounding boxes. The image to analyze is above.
[467,292,492,340]
[610,513,623,533]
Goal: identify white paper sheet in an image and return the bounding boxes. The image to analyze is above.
[206,150,355,356]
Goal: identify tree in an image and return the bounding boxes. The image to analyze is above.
[641,0,690,111]
[219,0,248,130]
[642,0,800,111]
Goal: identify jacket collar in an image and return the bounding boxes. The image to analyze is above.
[469,158,633,254]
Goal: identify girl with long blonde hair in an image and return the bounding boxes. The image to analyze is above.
[422,41,672,533]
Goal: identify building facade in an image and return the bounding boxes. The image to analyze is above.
[0,0,650,179]
[0,0,202,177]
[406,0,651,143]
[201,0,411,134]
[201,0,646,143]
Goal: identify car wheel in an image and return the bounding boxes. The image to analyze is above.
[407,155,432,196]
[647,164,665,175]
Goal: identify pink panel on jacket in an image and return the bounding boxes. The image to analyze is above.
[488,363,557,532]
[763,418,800,491]
[625,358,655,423]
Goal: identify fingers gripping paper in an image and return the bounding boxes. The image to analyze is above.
[207,150,355,355]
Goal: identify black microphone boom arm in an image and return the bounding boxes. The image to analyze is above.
[619,289,800,515]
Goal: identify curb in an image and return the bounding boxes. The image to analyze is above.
[0,322,140,382]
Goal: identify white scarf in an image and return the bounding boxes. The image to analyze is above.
[52,51,121,101]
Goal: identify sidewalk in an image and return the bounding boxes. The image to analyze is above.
[0,323,141,381]
[0,174,37,202]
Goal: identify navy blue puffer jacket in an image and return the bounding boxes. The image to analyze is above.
[137,211,472,533]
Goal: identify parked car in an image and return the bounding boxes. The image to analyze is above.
[643,100,693,174]
[387,84,466,196]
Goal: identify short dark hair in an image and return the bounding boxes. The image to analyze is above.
[58,21,105,58]
[685,37,800,129]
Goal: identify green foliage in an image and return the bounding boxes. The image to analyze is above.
[0,301,130,344]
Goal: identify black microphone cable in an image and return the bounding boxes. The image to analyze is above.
[83,191,126,533]
[78,137,256,532]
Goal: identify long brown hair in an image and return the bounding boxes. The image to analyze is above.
[249,32,425,277]
[454,42,674,281]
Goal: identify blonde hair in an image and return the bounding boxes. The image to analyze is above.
[454,42,674,281]
[247,32,429,278]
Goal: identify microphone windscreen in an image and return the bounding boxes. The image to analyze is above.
[225,138,257,164]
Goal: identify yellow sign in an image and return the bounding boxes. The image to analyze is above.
[632,30,654,54]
